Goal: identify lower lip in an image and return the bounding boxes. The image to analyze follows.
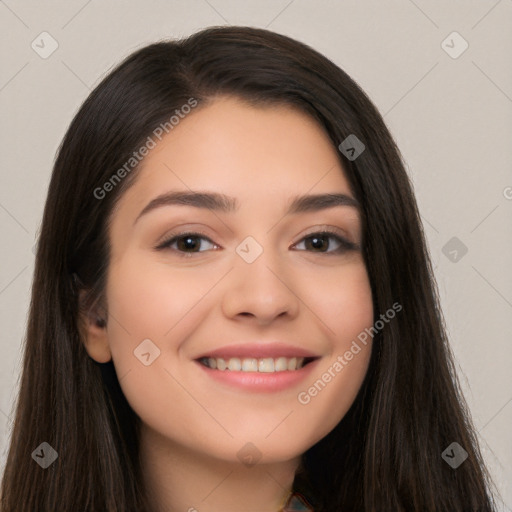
[194,358,321,393]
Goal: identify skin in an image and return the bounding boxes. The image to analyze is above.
[82,96,374,512]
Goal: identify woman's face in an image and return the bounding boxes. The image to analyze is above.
[85,96,374,464]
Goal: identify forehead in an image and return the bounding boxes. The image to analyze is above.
[114,96,356,220]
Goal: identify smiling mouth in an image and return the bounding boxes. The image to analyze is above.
[197,356,317,372]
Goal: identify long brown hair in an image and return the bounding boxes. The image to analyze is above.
[0,25,496,511]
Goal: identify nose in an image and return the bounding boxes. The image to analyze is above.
[221,248,300,326]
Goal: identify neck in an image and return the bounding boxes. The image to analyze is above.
[139,424,301,512]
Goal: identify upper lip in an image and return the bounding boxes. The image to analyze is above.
[194,342,321,360]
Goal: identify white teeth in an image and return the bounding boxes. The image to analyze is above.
[241,358,258,371]
[201,356,310,372]
[227,358,241,371]
[258,358,274,372]
[275,357,288,372]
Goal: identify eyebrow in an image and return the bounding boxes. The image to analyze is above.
[134,190,360,225]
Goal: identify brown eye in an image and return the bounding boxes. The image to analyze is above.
[293,231,358,254]
[156,232,219,254]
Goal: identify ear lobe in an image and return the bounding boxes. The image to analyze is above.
[78,290,112,364]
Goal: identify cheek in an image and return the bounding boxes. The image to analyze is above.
[104,253,219,350]
[300,257,374,344]
[291,261,374,443]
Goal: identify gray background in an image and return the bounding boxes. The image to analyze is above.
[1,0,511,509]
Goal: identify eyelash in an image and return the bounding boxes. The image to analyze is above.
[155,228,359,257]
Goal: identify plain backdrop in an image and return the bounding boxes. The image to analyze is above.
[0,1,511,509]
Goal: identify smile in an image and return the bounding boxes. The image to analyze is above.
[198,356,317,372]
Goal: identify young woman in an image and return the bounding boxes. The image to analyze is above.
[0,25,497,511]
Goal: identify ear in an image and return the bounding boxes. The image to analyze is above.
[78,290,112,363]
